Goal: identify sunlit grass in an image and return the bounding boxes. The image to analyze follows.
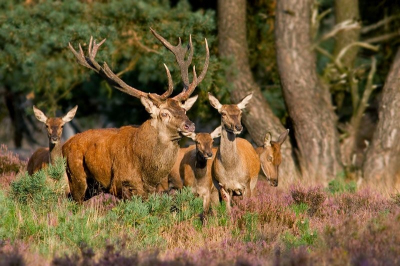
[1,149,400,265]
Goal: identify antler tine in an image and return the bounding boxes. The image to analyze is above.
[150,27,193,88]
[160,63,174,99]
[69,37,148,99]
[196,38,209,84]
[174,66,197,101]
[173,38,209,101]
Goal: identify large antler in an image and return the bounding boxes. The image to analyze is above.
[68,37,174,100]
[150,28,209,101]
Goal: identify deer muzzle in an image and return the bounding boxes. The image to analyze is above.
[179,120,195,136]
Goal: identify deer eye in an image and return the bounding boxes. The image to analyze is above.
[161,112,168,117]
[268,156,273,162]
[221,112,227,117]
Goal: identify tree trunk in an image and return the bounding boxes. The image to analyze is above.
[275,0,343,183]
[363,49,400,192]
[333,0,362,169]
[333,0,360,68]
[218,0,299,184]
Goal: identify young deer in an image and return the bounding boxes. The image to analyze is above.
[256,130,289,187]
[179,126,221,213]
[208,93,260,213]
[64,29,209,202]
[27,105,78,176]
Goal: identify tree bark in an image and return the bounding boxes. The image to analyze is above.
[333,0,360,68]
[275,0,343,183]
[218,0,299,184]
[363,49,400,192]
[332,0,362,169]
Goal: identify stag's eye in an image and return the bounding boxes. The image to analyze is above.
[221,112,227,117]
[161,112,168,118]
[268,156,273,162]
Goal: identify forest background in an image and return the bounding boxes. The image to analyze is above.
[2,0,400,190]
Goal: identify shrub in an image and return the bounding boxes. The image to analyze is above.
[0,144,25,176]
[10,158,66,205]
[327,176,357,194]
[290,186,326,216]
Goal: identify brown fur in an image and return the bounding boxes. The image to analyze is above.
[255,130,289,187]
[27,106,77,176]
[62,98,197,202]
[208,93,260,213]
[27,106,77,195]
[178,128,221,213]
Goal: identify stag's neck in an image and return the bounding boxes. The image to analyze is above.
[219,124,239,166]
[48,141,62,164]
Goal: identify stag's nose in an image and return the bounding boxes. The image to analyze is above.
[206,152,213,158]
[51,137,59,142]
[182,121,195,132]
[235,125,243,132]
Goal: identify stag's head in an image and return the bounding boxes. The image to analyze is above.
[68,28,209,138]
[33,105,78,144]
[259,130,289,187]
[208,93,253,135]
[188,126,221,160]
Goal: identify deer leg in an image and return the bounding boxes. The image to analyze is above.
[65,163,87,203]
[202,192,211,214]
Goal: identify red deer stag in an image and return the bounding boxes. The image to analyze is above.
[27,105,78,175]
[256,130,289,187]
[208,93,260,213]
[177,126,221,213]
[64,29,209,202]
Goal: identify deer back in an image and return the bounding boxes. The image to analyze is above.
[27,147,50,175]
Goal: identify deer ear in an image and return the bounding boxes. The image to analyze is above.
[187,132,197,141]
[277,129,289,145]
[237,92,253,110]
[62,105,78,123]
[182,95,198,111]
[210,126,222,139]
[141,97,159,117]
[208,93,222,111]
[33,106,48,123]
[263,132,272,147]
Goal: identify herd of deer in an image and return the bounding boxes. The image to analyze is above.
[27,29,288,214]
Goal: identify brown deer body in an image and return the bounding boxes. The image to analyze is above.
[179,127,221,213]
[64,29,209,202]
[255,130,289,187]
[208,93,260,213]
[27,105,78,175]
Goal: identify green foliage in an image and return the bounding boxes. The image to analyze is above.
[328,175,357,194]
[46,157,66,181]
[291,203,309,216]
[282,219,318,249]
[10,158,66,205]
[242,212,259,242]
[0,0,225,128]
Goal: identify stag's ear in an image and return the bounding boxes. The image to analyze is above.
[182,95,198,111]
[263,132,272,147]
[208,93,222,111]
[62,105,78,123]
[210,126,222,139]
[237,92,253,110]
[277,129,289,145]
[33,106,48,123]
[141,97,159,117]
